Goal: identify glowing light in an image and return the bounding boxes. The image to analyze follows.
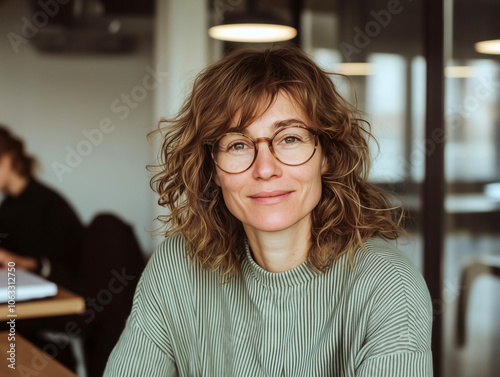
[335,63,373,76]
[208,24,297,43]
[445,66,475,78]
[475,39,500,55]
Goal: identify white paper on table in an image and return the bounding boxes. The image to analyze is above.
[0,268,58,303]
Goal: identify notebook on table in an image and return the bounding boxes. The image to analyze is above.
[0,269,58,303]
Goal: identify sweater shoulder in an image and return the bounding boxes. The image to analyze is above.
[345,237,432,311]
[142,234,200,291]
[148,233,192,270]
[27,179,78,216]
[352,237,432,317]
[353,237,424,284]
[28,179,62,202]
[349,238,433,352]
[132,234,193,313]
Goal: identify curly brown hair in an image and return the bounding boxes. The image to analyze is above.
[148,44,402,280]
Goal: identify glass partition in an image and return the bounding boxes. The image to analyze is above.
[443,1,500,376]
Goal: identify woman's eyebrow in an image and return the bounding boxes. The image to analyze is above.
[225,118,306,133]
[272,119,306,129]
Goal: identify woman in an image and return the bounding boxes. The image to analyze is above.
[104,45,433,376]
[0,125,85,370]
[0,126,84,289]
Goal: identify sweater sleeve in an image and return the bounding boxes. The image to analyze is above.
[354,241,434,377]
[103,242,178,377]
[104,315,178,376]
[356,351,433,377]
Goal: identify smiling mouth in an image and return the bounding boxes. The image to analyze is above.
[249,191,292,199]
[248,191,293,205]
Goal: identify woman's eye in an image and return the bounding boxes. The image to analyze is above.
[228,142,250,151]
[281,136,301,144]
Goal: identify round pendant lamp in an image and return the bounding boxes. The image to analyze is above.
[475,39,500,55]
[474,3,500,55]
[209,1,297,43]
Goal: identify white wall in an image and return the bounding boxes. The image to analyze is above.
[150,0,209,250]
[0,0,156,253]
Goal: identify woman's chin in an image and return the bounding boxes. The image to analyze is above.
[242,218,300,234]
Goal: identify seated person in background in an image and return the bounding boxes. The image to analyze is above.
[0,125,84,370]
[0,125,83,291]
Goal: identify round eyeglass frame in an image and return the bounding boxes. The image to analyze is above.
[207,125,319,174]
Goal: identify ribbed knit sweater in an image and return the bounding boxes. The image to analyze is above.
[104,234,433,377]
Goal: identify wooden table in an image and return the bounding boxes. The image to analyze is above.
[0,330,77,376]
[0,286,85,375]
[0,286,85,321]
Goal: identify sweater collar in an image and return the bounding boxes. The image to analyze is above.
[241,236,319,288]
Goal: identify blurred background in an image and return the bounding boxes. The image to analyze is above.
[0,0,499,376]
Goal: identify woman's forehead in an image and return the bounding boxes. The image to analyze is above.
[228,91,309,130]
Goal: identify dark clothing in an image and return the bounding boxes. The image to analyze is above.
[0,178,84,371]
[81,213,145,377]
[0,178,84,294]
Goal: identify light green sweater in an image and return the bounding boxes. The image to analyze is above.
[104,234,433,376]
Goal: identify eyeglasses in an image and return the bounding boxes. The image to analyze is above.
[208,125,319,174]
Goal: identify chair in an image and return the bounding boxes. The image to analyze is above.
[456,255,500,347]
[80,213,146,377]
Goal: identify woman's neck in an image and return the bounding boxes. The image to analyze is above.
[243,216,311,273]
[7,174,30,197]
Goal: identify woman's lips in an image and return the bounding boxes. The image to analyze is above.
[249,191,292,204]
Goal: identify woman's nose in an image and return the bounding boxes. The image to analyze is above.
[252,141,282,179]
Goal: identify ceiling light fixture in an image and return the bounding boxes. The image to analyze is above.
[475,39,500,55]
[444,66,476,78]
[335,62,373,76]
[208,1,297,43]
